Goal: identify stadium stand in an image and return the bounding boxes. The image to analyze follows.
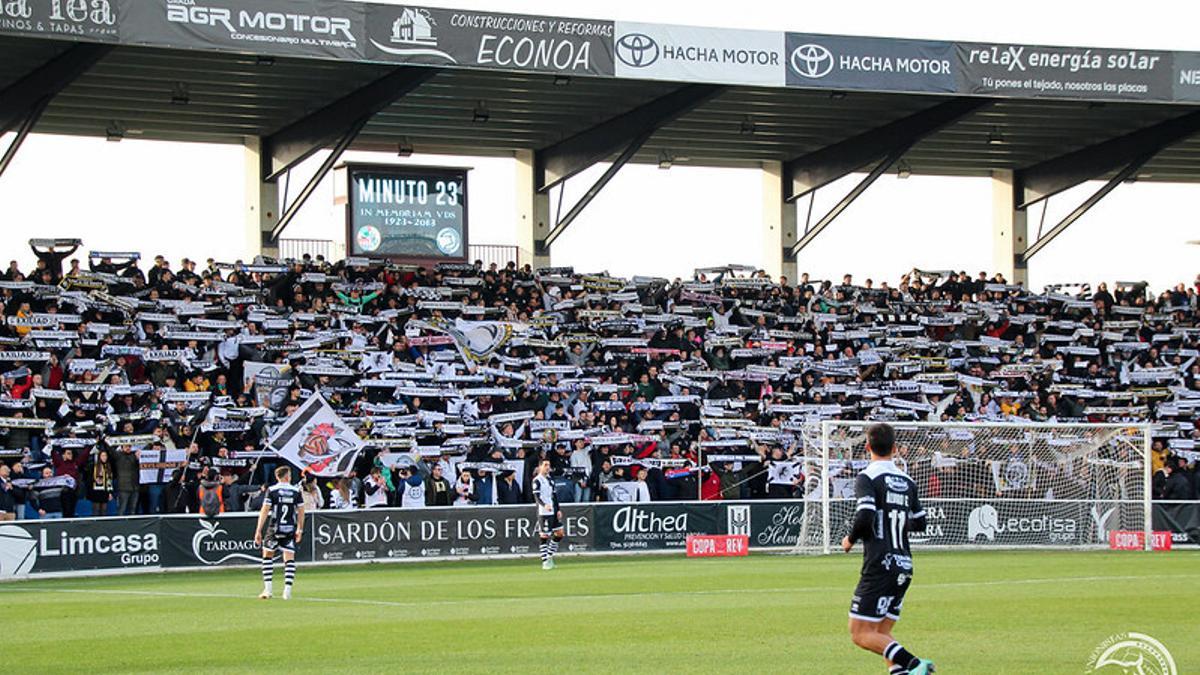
[0,250,1197,522]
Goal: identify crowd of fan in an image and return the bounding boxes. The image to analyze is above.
[0,241,1197,522]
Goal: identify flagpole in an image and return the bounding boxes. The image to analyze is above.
[246,454,264,487]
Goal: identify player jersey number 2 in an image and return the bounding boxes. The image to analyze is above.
[887,510,907,549]
[277,503,294,531]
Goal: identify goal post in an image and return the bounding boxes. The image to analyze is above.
[793,421,1152,554]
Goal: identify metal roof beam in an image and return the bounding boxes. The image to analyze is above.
[783,97,990,202]
[270,116,367,242]
[538,127,653,253]
[1014,110,1200,209]
[535,84,724,192]
[789,145,908,258]
[0,43,112,134]
[261,66,439,183]
[0,95,50,180]
[1020,149,1155,262]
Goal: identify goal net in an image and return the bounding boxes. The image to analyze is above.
[793,421,1151,554]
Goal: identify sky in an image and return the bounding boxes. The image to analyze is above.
[0,0,1197,290]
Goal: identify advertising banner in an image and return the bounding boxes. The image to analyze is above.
[1108,530,1172,551]
[686,534,748,557]
[725,500,807,548]
[0,517,159,578]
[344,164,468,262]
[1173,53,1200,103]
[956,42,1175,102]
[0,500,1194,579]
[1152,502,1200,548]
[119,0,366,60]
[0,0,119,42]
[614,22,784,86]
[311,503,594,561]
[4,2,1200,104]
[159,514,314,568]
[898,499,1132,547]
[592,502,720,551]
[785,33,956,94]
[364,4,614,76]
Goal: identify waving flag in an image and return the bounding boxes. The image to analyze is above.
[266,394,362,476]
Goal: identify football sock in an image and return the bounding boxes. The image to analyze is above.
[884,642,918,671]
[284,560,296,590]
[261,557,273,593]
[889,665,908,675]
[547,539,558,558]
[539,540,549,562]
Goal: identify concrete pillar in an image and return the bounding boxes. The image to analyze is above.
[243,138,280,260]
[514,149,552,270]
[761,161,798,283]
[991,169,1028,286]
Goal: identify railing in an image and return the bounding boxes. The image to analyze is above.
[276,240,526,268]
[278,238,337,261]
[468,243,526,269]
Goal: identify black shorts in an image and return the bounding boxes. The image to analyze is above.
[538,513,563,536]
[264,527,296,553]
[849,569,912,623]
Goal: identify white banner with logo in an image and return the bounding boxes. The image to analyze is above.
[614,22,784,85]
[603,481,640,502]
[244,360,294,409]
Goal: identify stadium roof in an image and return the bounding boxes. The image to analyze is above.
[2,2,1200,186]
[1,34,1198,183]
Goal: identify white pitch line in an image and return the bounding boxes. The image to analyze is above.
[0,573,1194,611]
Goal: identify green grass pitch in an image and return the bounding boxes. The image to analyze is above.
[1,550,1194,673]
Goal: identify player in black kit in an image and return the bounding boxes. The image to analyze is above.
[254,465,306,600]
[841,423,935,675]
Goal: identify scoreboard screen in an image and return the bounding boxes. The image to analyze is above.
[342,164,469,261]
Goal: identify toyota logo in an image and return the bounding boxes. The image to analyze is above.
[616,33,659,68]
[790,43,834,78]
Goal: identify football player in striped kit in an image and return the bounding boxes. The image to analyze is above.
[254,466,306,600]
[532,459,563,570]
[842,423,935,675]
